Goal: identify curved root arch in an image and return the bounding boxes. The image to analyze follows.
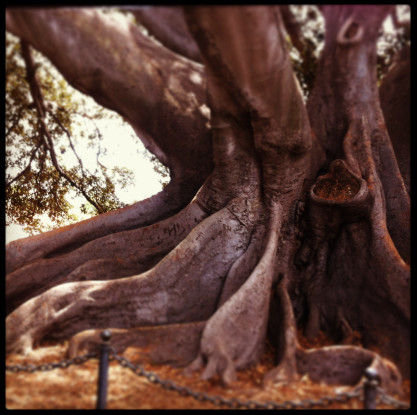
[5,199,254,355]
[6,199,209,315]
[6,181,200,274]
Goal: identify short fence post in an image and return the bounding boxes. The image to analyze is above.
[96,330,111,410]
[364,367,380,409]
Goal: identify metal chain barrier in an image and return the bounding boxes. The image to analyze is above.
[111,352,364,409]
[376,387,410,410]
[6,351,97,373]
[5,331,410,410]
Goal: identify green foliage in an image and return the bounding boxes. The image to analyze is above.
[6,32,136,234]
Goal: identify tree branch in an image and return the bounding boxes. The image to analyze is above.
[43,122,106,214]
[20,40,105,214]
[6,105,25,137]
[127,6,202,63]
[279,5,305,55]
[48,109,89,184]
[6,138,42,188]
[6,8,212,186]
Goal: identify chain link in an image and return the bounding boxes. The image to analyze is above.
[5,351,97,373]
[6,349,410,409]
[376,387,410,409]
[111,352,364,409]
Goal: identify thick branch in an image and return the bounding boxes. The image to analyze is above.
[6,8,212,186]
[128,6,202,63]
[279,5,305,55]
[6,8,214,267]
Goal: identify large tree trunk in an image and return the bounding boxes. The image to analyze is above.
[6,6,409,394]
[301,5,409,376]
[5,7,213,274]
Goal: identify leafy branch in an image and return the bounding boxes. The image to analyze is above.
[19,40,106,214]
[6,33,141,234]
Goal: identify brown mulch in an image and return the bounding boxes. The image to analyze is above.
[6,337,410,410]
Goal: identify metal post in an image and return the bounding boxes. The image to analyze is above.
[364,367,380,409]
[96,330,111,410]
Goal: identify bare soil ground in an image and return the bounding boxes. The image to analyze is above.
[6,333,410,410]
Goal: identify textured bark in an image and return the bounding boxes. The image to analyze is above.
[6,6,409,395]
[127,6,202,63]
[6,201,208,314]
[379,45,410,195]
[301,6,409,379]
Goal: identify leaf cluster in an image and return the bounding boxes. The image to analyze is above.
[6,33,135,234]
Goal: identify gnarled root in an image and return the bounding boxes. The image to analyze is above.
[264,282,301,384]
[6,200,208,315]
[185,201,281,386]
[265,281,403,396]
[6,180,198,274]
[6,202,251,355]
[68,321,206,367]
[296,346,402,396]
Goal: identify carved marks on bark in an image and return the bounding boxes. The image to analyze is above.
[5,201,209,316]
[163,222,187,238]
